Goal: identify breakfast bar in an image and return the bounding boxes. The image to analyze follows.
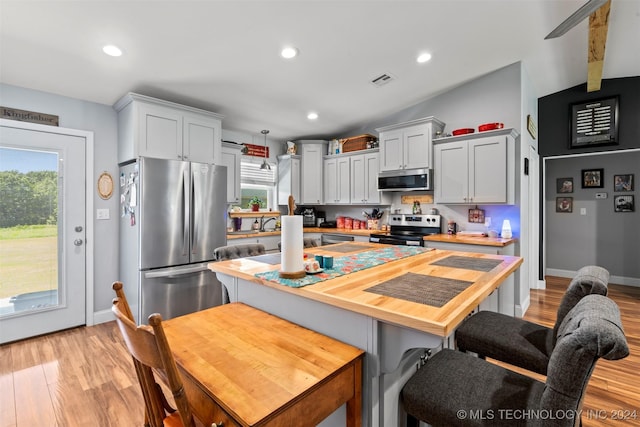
[209,242,523,427]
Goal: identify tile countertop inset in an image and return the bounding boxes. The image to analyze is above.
[226,227,386,240]
[423,234,516,247]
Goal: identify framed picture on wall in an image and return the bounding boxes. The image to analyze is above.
[556,177,573,193]
[556,197,573,213]
[614,195,634,212]
[582,169,604,188]
[614,174,634,192]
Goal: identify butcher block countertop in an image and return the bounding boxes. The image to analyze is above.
[209,242,522,337]
[423,233,516,247]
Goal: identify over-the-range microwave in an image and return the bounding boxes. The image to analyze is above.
[377,168,432,192]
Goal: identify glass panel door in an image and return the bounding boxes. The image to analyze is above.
[0,124,86,344]
[0,147,60,315]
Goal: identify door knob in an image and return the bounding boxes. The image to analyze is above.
[74,239,84,246]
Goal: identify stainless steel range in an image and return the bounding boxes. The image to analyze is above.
[369,214,441,246]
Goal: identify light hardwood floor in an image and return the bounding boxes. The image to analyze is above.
[1,277,639,426]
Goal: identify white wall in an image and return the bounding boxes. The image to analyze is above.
[1,83,120,318]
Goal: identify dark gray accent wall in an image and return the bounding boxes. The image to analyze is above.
[539,77,640,157]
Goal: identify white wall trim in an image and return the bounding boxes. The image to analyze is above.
[546,268,640,288]
[93,309,114,325]
[515,294,530,318]
[0,119,95,326]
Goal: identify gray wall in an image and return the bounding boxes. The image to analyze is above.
[545,151,640,282]
[1,83,120,316]
[344,62,522,139]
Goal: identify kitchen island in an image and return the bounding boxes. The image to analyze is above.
[209,241,522,427]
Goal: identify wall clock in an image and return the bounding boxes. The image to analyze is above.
[97,172,114,200]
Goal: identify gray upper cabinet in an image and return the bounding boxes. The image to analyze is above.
[221,142,243,204]
[277,154,301,205]
[350,152,380,204]
[434,128,518,204]
[114,92,223,164]
[377,117,445,172]
[297,140,327,205]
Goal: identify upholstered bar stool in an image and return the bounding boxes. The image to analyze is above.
[455,265,609,374]
[401,294,629,427]
[213,243,266,304]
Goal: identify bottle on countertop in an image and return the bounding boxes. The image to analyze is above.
[412,201,422,214]
[252,219,260,231]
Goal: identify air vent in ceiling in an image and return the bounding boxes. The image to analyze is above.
[370,73,396,87]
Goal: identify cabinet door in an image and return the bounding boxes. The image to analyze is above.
[183,113,220,163]
[469,137,507,203]
[323,158,337,204]
[301,144,323,204]
[139,103,182,160]
[403,124,430,170]
[364,152,380,204]
[379,130,403,171]
[221,146,241,204]
[277,156,300,205]
[336,157,351,204]
[434,141,468,203]
[350,154,366,203]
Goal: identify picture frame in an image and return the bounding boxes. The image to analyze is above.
[556,177,573,193]
[582,169,604,188]
[556,197,573,213]
[614,195,634,212]
[570,96,619,149]
[613,174,634,192]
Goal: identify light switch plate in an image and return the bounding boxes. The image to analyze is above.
[595,192,607,199]
[97,208,110,220]
[580,208,586,215]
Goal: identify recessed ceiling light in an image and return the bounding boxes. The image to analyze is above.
[416,52,432,63]
[307,112,318,120]
[281,47,299,59]
[103,45,123,57]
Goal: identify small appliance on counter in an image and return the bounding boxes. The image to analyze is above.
[294,206,317,227]
[319,220,337,228]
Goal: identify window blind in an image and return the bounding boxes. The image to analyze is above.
[240,160,276,186]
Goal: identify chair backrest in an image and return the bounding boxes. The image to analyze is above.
[541,294,628,424]
[214,243,266,260]
[278,237,318,251]
[553,265,609,341]
[112,295,195,427]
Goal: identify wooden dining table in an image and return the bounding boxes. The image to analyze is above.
[162,302,365,427]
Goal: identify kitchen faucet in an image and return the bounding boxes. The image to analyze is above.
[260,216,277,232]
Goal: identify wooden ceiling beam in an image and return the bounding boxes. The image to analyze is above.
[587,0,611,92]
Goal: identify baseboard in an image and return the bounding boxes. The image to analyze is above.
[515,294,530,318]
[92,308,114,325]
[546,268,640,287]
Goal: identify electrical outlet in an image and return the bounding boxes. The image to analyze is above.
[97,208,110,220]
[595,192,607,199]
[580,208,586,215]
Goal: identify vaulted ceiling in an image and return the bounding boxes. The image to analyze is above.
[1,1,639,141]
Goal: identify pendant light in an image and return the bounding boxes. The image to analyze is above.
[260,129,271,170]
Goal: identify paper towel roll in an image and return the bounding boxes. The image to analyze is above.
[281,215,304,274]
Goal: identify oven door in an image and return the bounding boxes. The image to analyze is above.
[370,235,422,246]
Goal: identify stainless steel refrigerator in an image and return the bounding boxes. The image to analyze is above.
[119,157,227,322]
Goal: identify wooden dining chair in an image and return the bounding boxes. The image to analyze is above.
[112,282,195,427]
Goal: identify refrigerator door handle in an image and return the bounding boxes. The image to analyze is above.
[144,264,210,279]
[182,167,190,256]
[191,168,198,254]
